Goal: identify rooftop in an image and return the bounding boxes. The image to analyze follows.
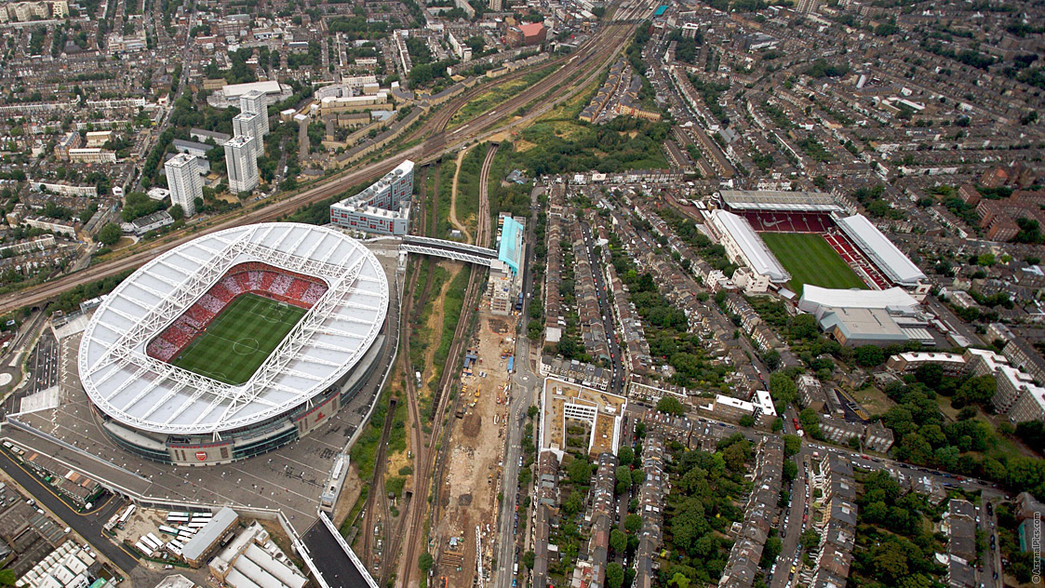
[836,214,926,286]
[78,223,388,435]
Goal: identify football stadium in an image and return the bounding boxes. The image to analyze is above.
[710,190,926,294]
[78,223,390,465]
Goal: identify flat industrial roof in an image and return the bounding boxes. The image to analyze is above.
[78,223,388,436]
[836,214,925,286]
[182,507,238,562]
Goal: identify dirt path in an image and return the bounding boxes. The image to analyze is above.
[449,146,474,245]
[421,261,461,391]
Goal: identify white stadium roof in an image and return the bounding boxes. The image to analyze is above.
[836,214,925,286]
[711,210,790,283]
[78,223,388,436]
[719,190,843,213]
[798,285,920,315]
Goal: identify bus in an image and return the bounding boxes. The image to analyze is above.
[140,535,161,552]
[158,525,178,535]
[118,505,136,525]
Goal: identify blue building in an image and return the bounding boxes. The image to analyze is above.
[498,216,524,276]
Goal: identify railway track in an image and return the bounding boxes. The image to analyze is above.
[359,397,397,570]
[0,0,649,317]
[403,60,568,147]
[397,140,497,587]
[391,2,655,582]
[377,163,439,585]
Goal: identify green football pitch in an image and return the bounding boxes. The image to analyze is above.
[760,232,868,295]
[171,293,308,385]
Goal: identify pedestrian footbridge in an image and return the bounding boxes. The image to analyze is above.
[400,235,498,266]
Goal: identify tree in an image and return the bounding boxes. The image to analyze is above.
[567,455,592,485]
[722,442,749,472]
[632,468,646,487]
[523,550,535,569]
[618,445,634,467]
[739,414,755,427]
[418,552,434,574]
[610,528,627,554]
[765,349,781,371]
[1014,217,1042,244]
[97,223,121,246]
[1016,420,1045,449]
[760,535,782,568]
[953,375,996,408]
[616,465,632,494]
[624,513,643,533]
[605,562,624,588]
[799,407,821,437]
[790,313,820,340]
[799,529,820,550]
[783,434,801,457]
[769,372,797,406]
[656,395,685,416]
[169,203,185,221]
[855,345,886,367]
[669,572,691,588]
[914,363,943,389]
[563,489,585,516]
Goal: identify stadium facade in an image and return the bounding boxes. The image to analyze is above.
[708,210,791,283]
[78,223,390,466]
[708,189,927,294]
[330,160,413,235]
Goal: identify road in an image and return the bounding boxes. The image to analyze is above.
[579,220,624,395]
[769,408,809,588]
[0,450,142,581]
[28,329,59,394]
[493,180,541,588]
[979,495,1002,588]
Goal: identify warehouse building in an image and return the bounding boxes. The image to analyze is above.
[799,286,933,347]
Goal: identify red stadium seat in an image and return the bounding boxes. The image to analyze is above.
[146,262,331,363]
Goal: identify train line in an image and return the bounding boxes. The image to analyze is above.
[397,139,502,587]
[0,0,652,317]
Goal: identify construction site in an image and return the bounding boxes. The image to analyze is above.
[431,314,518,588]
